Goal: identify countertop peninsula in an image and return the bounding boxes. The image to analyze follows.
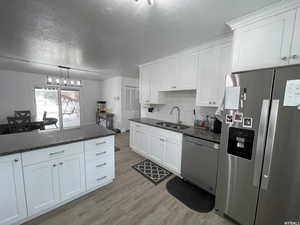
[0,124,115,156]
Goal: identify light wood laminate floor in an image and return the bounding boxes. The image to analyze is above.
[24,133,234,225]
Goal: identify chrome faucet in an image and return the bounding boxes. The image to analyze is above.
[170,106,181,124]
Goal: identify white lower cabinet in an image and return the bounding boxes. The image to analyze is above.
[58,154,86,202]
[130,123,149,156]
[0,135,115,225]
[0,154,27,225]
[130,122,182,175]
[84,136,115,191]
[164,138,182,173]
[148,134,165,164]
[23,160,60,216]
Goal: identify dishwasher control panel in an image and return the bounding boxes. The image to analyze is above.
[227,127,254,160]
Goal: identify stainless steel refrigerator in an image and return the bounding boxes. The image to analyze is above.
[215,65,300,225]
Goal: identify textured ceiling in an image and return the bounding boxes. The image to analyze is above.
[0,0,281,79]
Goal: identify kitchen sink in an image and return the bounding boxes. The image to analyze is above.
[156,122,189,130]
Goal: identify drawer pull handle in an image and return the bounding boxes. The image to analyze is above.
[96,141,106,146]
[49,150,65,156]
[96,176,107,181]
[96,151,106,156]
[96,163,107,168]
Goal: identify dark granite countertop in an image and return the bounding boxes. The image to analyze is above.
[0,124,115,156]
[129,118,220,144]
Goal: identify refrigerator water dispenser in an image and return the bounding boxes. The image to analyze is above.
[228,127,254,160]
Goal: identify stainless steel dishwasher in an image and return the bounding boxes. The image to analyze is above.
[181,135,220,195]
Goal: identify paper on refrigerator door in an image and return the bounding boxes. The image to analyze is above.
[283,80,300,106]
[225,87,240,110]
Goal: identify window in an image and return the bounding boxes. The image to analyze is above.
[61,90,80,128]
[34,88,80,129]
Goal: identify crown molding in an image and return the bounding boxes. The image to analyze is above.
[227,0,300,30]
[139,34,233,68]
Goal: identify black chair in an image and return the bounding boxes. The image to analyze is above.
[7,116,32,133]
[15,110,31,119]
[43,111,58,128]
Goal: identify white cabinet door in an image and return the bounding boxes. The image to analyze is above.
[58,154,85,202]
[164,139,182,175]
[232,10,296,72]
[24,160,60,216]
[290,8,300,65]
[148,134,166,164]
[0,154,27,225]
[130,122,135,149]
[215,43,232,105]
[160,56,178,91]
[177,52,197,90]
[139,66,151,104]
[134,125,149,156]
[196,47,219,107]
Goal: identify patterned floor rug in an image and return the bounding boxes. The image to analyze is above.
[132,159,172,184]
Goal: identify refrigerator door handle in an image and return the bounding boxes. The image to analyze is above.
[253,99,270,187]
[261,99,280,190]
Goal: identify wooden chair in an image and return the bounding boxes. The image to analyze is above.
[7,116,32,133]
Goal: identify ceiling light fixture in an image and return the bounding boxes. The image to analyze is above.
[134,0,153,6]
[46,65,82,87]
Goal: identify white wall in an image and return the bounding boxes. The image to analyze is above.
[0,70,103,125]
[102,76,139,131]
[141,91,216,126]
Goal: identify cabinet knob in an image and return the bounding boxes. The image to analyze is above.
[281,56,288,61]
[171,86,176,89]
[14,159,19,163]
[59,162,64,166]
[209,101,212,104]
[53,164,57,167]
[291,54,299,59]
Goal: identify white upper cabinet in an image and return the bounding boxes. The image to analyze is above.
[0,154,27,225]
[139,65,151,104]
[196,42,232,107]
[177,52,197,90]
[139,62,165,104]
[228,0,300,72]
[160,56,178,91]
[290,8,300,65]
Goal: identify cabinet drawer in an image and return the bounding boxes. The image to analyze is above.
[86,155,114,190]
[22,142,84,166]
[84,136,114,153]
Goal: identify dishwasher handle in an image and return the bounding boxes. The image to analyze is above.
[185,139,220,150]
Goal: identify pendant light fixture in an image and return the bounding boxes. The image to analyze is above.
[47,65,82,87]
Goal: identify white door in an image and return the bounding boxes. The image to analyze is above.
[0,154,27,225]
[196,47,219,106]
[123,86,140,131]
[290,8,300,65]
[232,10,296,72]
[177,52,197,90]
[148,134,165,164]
[139,67,151,104]
[164,140,182,174]
[58,154,85,202]
[134,125,149,155]
[24,160,60,216]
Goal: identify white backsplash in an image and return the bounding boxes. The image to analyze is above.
[140,91,217,126]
